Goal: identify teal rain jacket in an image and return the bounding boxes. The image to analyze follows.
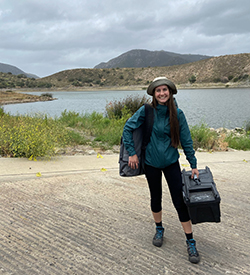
[122,104,197,169]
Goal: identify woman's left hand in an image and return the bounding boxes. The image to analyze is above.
[191,168,199,179]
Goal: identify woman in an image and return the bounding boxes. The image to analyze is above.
[122,77,200,264]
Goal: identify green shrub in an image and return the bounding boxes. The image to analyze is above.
[17,74,27,78]
[26,81,37,88]
[66,130,88,145]
[245,121,250,132]
[72,81,82,86]
[0,106,4,117]
[226,133,250,151]
[59,110,83,128]
[189,75,196,84]
[17,81,25,87]
[213,77,221,83]
[83,78,92,83]
[190,123,218,150]
[41,93,53,98]
[37,82,53,88]
[105,95,151,119]
[239,74,249,81]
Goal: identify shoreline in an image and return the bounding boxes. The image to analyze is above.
[1,82,249,106]
[0,97,56,105]
[2,81,250,92]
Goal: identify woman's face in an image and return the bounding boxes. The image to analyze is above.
[154,85,170,105]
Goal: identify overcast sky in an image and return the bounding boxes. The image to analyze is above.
[0,0,250,77]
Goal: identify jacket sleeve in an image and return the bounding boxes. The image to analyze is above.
[122,106,145,156]
[178,108,197,169]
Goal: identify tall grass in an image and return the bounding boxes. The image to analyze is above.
[190,122,218,150]
[58,110,131,147]
[190,122,250,151]
[226,133,250,150]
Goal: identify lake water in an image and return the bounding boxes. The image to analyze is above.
[3,88,250,129]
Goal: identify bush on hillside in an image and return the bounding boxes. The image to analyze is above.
[189,75,196,84]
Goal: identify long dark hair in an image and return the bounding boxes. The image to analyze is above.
[152,87,180,148]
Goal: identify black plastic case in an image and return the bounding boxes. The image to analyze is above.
[182,166,221,224]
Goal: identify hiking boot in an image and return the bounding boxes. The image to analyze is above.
[152,226,164,247]
[186,239,200,264]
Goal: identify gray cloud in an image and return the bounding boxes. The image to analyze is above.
[0,0,250,77]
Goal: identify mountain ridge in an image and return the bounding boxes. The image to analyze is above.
[0,62,39,79]
[94,49,212,69]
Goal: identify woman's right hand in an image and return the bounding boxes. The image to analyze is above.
[128,154,139,169]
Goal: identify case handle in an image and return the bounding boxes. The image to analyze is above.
[190,174,201,185]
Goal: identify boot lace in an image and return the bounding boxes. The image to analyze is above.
[187,239,198,256]
[155,226,164,239]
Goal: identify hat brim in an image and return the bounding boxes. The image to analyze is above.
[147,79,177,95]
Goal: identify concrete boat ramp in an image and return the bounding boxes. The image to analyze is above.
[0,151,249,274]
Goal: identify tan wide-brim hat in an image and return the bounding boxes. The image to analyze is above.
[147,77,177,95]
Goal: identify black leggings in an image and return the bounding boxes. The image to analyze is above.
[144,161,190,222]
